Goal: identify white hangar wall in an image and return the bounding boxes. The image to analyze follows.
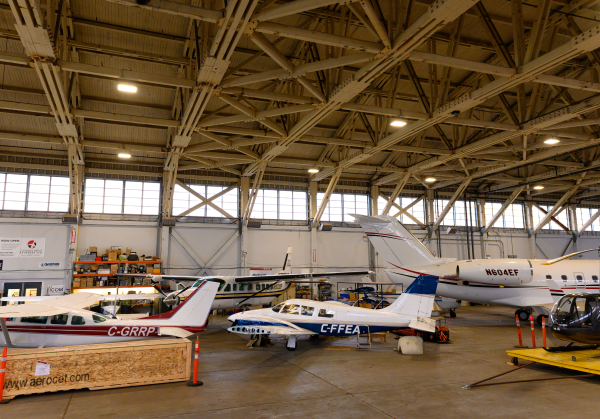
[3,217,600,296]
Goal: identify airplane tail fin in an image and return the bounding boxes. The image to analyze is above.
[278,246,292,274]
[382,275,439,332]
[352,214,437,269]
[142,280,219,327]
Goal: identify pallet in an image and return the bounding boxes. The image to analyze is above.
[2,339,191,401]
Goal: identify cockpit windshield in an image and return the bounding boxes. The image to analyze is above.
[271,303,284,313]
[551,295,600,328]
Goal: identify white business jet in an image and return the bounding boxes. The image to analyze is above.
[0,280,219,348]
[353,214,600,324]
[227,275,439,350]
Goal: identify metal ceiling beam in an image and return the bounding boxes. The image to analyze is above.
[245,0,481,178]
[432,176,472,230]
[483,185,525,234]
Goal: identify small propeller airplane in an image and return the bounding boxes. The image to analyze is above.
[0,280,219,348]
[137,247,370,310]
[227,275,439,350]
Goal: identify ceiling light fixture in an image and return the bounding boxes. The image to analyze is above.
[544,138,560,145]
[118,84,137,93]
[390,119,407,127]
[425,177,436,183]
[308,168,319,174]
[533,185,544,190]
[117,149,132,159]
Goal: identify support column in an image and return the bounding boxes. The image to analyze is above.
[158,226,171,273]
[309,181,318,273]
[477,198,486,259]
[525,201,536,259]
[426,189,435,238]
[568,204,578,252]
[370,185,379,216]
[240,177,250,275]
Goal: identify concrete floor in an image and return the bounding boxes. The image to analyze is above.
[4,305,599,418]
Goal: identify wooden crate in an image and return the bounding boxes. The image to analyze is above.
[2,338,191,400]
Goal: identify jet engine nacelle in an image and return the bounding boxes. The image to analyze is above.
[455,259,533,286]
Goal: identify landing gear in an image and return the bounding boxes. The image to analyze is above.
[286,336,297,351]
[449,309,457,318]
[515,309,530,322]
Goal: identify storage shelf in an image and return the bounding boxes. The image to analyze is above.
[73,273,163,277]
[74,260,162,264]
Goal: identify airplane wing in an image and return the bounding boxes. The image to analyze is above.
[158,327,195,338]
[0,292,100,317]
[234,271,371,282]
[2,293,162,303]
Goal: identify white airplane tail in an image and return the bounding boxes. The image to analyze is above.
[277,246,292,274]
[383,275,439,332]
[352,214,438,269]
[142,280,219,327]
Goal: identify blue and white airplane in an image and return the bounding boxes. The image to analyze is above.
[227,275,439,350]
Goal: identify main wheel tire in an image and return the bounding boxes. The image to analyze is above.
[449,309,457,318]
[516,309,529,322]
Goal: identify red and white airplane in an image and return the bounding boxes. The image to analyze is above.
[0,280,219,348]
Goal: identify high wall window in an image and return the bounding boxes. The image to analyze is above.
[576,207,600,232]
[531,205,569,230]
[316,192,368,222]
[84,179,161,215]
[434,199,477,226]
[250,189,306,220]
[484,202,524,229]
[376,196,425,224]
[123,182,160,215]
[173,184,238,218]
[0,173,69,212]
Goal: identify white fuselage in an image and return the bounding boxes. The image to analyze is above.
[0,312,204,348]
[230,299,416,336]
[386,259,600,308]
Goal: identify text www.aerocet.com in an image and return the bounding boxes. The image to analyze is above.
[3,373,90,389]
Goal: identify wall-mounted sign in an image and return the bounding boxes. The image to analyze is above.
[0,238,46,258]
[40,262,62,269]
[48,285,65,295]
[0,260,3,271]
[249,268,273,276]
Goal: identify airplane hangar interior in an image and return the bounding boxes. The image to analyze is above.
[4,0,600,416]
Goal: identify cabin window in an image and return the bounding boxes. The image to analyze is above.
[301,306,314,316]
[271,303,284,313]
[262,284,267,290]
[71,316,86,325]
[21,316,48,324]
[50,314,68,325]
[279,304,293,314]
[178,283,186,290]
[233,284,238,292]
[92,314,108,323]
[318,308,335,318]
[546,275,552,279]
[224,284,231,292]
[577,275,583,282]
[287,304,300,315]
[239,284,245,292]
[561,275,567,282]
[593,276,598,283]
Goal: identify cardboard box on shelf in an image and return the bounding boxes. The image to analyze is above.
[125,248,132,255]
[86,278,94,287]
[89,264,98,271]
[153,268,161,274]
[110,265,118,275]
[107,250,118,261]
[98,269,110,274]
[72,279,81,288]
[88,247,97,254]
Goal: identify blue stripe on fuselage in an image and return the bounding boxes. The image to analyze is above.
[236,319,398,336]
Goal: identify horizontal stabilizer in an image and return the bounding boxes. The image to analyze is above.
[158,327,194,338]
[409,317,436,333]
